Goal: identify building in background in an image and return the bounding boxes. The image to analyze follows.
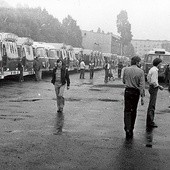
[81,30,170,58]
[81,30,121,55]
[132,39,170,58]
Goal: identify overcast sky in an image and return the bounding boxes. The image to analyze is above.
[7,0,170,41]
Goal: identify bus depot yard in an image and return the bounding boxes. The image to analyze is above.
[0,70,170,169]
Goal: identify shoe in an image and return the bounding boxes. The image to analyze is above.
[147,123,158,128]
[126,130,133,139]
[53,128,62,135]
[57,109,63,113]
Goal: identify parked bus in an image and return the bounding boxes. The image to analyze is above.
[40,43,59,71]
[66,45,77,71]
[143,48,170,80]
[82,49,93,69]
[17,37,34,76]
[32,41,49,72]
[73,47,83,70]
[0,32,20,79]
[49,43,67,60]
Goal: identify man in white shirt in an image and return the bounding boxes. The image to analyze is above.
[146,58,163,129]
[79,59,86,79]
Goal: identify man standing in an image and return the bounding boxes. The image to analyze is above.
[118,61,123,78]
[89,60,95,79]
[18,58,24,82]
[146,58,163,129]
[122,56,145,139]
[164,64,170,91]
[79,59,86,79]
[33,56,41,81]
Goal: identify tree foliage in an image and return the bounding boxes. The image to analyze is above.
[116,10,133,56]
[162,42,170,52]
[0,7,82,47]
[62,15,82,47]
[123,43,135,58]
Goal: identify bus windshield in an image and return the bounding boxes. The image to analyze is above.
[24,45,34,61]
[49,49,58,59]
[147,54,170,64]
[5,41,19,59]
[36,47,47,58]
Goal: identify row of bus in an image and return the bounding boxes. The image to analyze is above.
[0,32,129,80]
[0,32,105,79]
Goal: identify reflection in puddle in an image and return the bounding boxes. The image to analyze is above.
[145,128,153,148]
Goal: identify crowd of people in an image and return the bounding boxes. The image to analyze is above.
[17,55,167,139]
[51,56,168,140]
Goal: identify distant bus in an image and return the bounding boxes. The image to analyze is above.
[0,32,19,79]
[66,45,77,71]
[32,42,49,71]
[40,43,59,71]
[143,48,170,79]
[17,37,34,76]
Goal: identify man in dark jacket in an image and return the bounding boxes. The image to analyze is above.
[51,59,70,134]
[33,56,41,81]
[18,58,24,82]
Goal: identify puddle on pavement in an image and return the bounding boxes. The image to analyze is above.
[158,108,170,114]
[89,88,102,91]
[98,98,119,102]
[0,117,24,121]
[94,84,125,88]
[66,98,82,101]
[9,98,42,102]
[0,114,34,121]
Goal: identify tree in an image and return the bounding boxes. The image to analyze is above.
[97,27,101,33]
[162,42,170,52]
[62,15,82,47]
[124,43,135,58]
[116,10,133,55]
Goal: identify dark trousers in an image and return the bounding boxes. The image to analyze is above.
[104,69,109,83]
[54,111,64,131]
[80,69,85,79]
[124,88,140,132]
[118,69,122,78]
[19,70,24,82]
[90,69,94,79]
[146,86,158,127]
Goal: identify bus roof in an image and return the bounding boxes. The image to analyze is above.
[17,37,33,46]
[73,48,83,54]
[0,32,18,42]
[83,49,93,55]
[49,43,66,49]
[147,49,170,55]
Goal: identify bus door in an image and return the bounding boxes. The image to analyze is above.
[22,45,34,75]
[33,44,49,72]
[3,41,19,77]
[0,42,3,79]
[48,48,59,70]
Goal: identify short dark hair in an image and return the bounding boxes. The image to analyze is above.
[153,58,162,66]
[131,56,141,65]
[57,59,62,63]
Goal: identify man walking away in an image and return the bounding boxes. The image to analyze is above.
[122,56,145,139]
[146,58,163,129]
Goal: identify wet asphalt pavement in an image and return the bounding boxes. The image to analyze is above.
[0,70,170,170]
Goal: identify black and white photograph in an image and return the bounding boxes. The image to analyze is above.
[0,0,170,169]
